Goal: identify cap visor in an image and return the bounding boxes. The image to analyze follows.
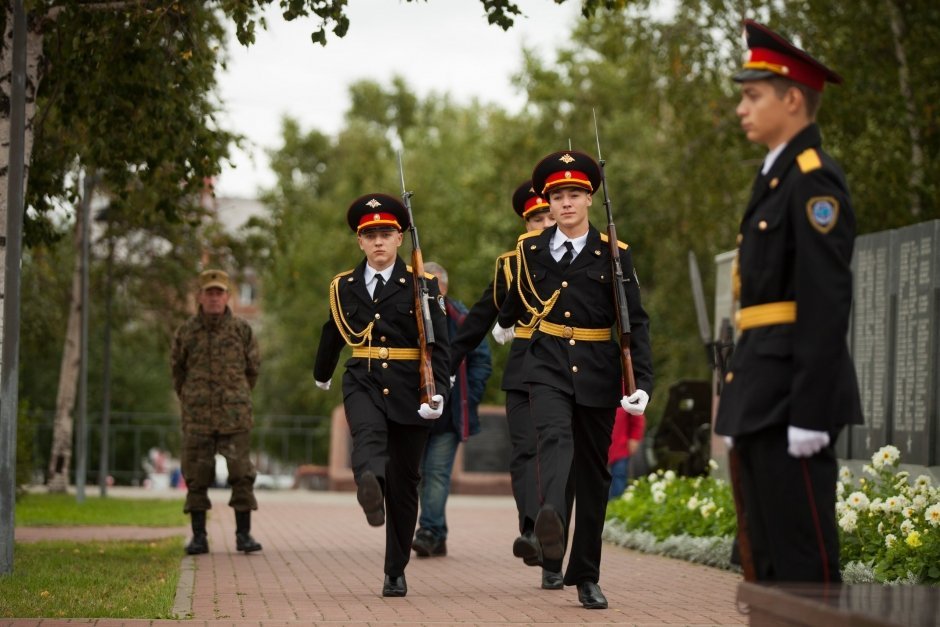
[733,68,777,83]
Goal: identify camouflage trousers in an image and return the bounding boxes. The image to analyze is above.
[181,429,257,513]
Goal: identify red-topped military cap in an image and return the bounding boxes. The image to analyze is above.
[512,180,549,219]
[532,150,601,197]
[734,19,842,91]
[346,193,410,233]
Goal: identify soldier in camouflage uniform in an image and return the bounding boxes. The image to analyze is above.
[172,269,262,555]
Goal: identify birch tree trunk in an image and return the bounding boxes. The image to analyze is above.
[1,6,43,374]
[46,197,90,492]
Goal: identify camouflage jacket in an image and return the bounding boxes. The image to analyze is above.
[172,307,260,434]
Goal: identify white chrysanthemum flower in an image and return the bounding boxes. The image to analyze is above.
[648,473,658,482]
[664,470,676,482]
[699,501,716,518]
[836,481,845,496]
[885,534,897,548]
[869,498,884,513]
[623,491,634,501]
[900,519,914,536]
[902,506,916,519]
[914,475,932,489]
[913,495,927,510]
[925,504,940,527]
[878,521,884,535]
[838,510,858,532]
[687,496,699,511]
[872,445,900,469]
[836,502,848,517]
[863,464,877,477]
[847,491,870,509]
[839,466,853,482]
[884,496,906,513]
[652,490,666,504]
[708,459,719,471]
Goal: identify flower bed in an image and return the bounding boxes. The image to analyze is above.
[605,447,940,584]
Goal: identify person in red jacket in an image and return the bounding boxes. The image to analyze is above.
[607,408,645,500]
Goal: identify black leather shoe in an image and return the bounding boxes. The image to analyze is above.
[412,529,447,557]
[577,582,608,609]
[185,533,208,555]
[512,531,541,566]
[541,569,563,590]
[382,574,407,597]
[357,471,385,527]
[236,532,262,553]
[534,506,565,561]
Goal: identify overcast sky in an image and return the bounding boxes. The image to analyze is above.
[213,0,583,198]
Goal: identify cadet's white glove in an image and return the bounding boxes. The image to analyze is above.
[315,379,331,391]
[491,322,515,345]
[450,375,456,388]
[418,395,445,419]
[787,426,830,458]
[621,389,649,415]
[721,436,734,450]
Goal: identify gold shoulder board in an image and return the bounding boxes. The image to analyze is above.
[497,250,515,260]
[405,265,436,280]
[332,269,355,282]
[797,148,822,173]
[518,230,542,242]
[599,233,628,250]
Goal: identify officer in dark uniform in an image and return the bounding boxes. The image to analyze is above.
[715,20,863,582]
[493,152,653,609]
[313,193,450,597]
[448,180,565,590]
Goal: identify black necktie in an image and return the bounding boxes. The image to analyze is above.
[372,274,385,301]
[559,241,574,270]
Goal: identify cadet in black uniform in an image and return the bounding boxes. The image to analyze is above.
[715,20,862,582]
[448,181,565,590]
[494,152,653,609]
[313,193,450,597]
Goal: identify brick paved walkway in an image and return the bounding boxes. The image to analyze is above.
[6,488,746,626]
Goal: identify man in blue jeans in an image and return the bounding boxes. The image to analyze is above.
[412,262,493,557]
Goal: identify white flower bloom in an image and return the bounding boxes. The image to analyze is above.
[664,470,676,481]
[884,496,907,513]
[885,534,897,548]
[652,491,666,504]
[869,498,884,513]
[839,466,853,482]
[914,475,932,489]
[708,459,719,471]
[836,481,845,496]
[687,496,699,511]
[648,473,658,482]
[623,491,634,501]
[699,501,716,518]
[836,502,848,517]
[872,445,900,469]
[902,506,916,519]
[847,491,870,510]
[900,519,914,536]
[912,495,927,510]
[925,504,940,527]
[838,510,858,532]
[863,464,877,477]
[878,521,884,535]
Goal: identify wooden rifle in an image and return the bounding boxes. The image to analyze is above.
[397,151,439,409]
[592,109,636,395]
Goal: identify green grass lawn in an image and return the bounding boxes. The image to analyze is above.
[2,494,189,618]
[15,493,187,527]
[0,538,183,618]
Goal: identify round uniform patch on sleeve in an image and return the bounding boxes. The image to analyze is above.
[806,196,839,234]
[437,294,446,313]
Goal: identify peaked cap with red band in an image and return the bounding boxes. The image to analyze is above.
[734,19,842,91]
[532,150,601,197]
[512,180,550,219]
[346,193,410,233]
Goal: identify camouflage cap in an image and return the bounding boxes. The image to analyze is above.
[199,269,229,291]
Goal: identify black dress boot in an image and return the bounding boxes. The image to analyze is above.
[185,510,209,555]
[235,510,262,553]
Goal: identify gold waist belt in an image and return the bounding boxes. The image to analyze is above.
[538,320,611,341]
[736,301,796,331]
[351,346,420,360]
[514,326,534,340]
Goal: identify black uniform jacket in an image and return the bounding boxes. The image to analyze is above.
[314,256,451,427]
[449,250,532,393]
[716,123,862,438]
[497,223,653,408]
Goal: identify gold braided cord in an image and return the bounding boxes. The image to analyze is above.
[328,275,374,348]
[514,240,560,326]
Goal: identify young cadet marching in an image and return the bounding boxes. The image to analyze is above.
[715,20,862,582]
[493,152,653,609]
[313,193,450,597]
[448,180,565,591]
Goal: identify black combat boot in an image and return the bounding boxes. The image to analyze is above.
[185,510,209,555]
[235,510,262,553]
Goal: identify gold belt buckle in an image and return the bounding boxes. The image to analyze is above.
[378,347,389,359]
[562,326,574,339]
